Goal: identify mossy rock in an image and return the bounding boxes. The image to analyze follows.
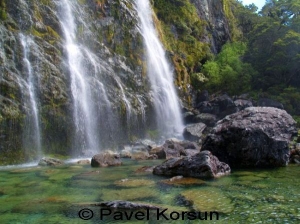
[11,198,67,214]
[160,177,206,186]
[114,178,155,187]
[180,187,234,213]
[100,187,158,201]
[233,194,256,202]
[237,176,264,182]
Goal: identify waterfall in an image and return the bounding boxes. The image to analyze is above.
[55,0,100,155]
[135,0,184,138]
[20,34,42,159]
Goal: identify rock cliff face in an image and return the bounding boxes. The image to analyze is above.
[0,0,231,164]
[191,0,231,53]
[0,0,151,164]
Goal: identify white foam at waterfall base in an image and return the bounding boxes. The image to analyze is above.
[135,0,184,138]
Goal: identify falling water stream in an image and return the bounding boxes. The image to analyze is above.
[55,0,100,155]
[20,34,42,159]
[135,0,184,138]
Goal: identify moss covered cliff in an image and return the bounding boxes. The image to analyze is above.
[0,0,233,164]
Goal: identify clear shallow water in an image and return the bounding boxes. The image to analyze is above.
[0,160,299,223]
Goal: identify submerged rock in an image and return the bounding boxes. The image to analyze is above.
[202,107,297,168]
[153,151,230,178]
[180,188,233,213]
[94,200,161,210]
[91,152,122,167]
[160,176,206,186]
[100,187,158,201]
[114,179,155,187]
[38,157,64,166]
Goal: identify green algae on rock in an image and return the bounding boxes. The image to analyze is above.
[180,187,234,214]
[114,178,155,187]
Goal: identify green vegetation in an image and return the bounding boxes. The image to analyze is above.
[154,0,300,117]
[0,0,6,20]
[152,0,211,92]
[201,42,256,95]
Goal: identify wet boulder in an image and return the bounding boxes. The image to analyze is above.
[234,99,253,111]
[38,157,64,166]
[290,147,300,164]
[183,111,196,124]
[194,113,217,127]
[196,94,238,119]
[91,152,122,167]
[202,107,297,168]
[149,139,201,159]
[183,122,206,141]
[153,150,231,178]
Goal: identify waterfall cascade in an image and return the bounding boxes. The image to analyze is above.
[0,0,185,164]
[56,0,101,155]
[20,34,42,159]
[135,0,184,138]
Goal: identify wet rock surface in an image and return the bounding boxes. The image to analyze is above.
[183,122,206,141]
[153,150,231,178]
[94,200,161,210]
[114,179,155,187]
[91,152,122,167]
[202,107,297,168]
[38,157,64,166]
[196,94,239,119]
[149,139,201,159]
[180,187,234,213]
[160,176,206,186]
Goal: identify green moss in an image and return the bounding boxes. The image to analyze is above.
[0,150,26,165]
[0,0,7,20]
[221,0,242,40]
[46,26,60,39]
[152,0,211,96]
[40,0,52,5]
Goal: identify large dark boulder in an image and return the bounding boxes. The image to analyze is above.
[194,113,217,127]
[153,151,231,178]
[202,107,297,168]
[195,90,209,104]
[196,94,239,119]
[258,98,284,109]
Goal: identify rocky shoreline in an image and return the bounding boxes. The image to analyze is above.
[40,93,299,179]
